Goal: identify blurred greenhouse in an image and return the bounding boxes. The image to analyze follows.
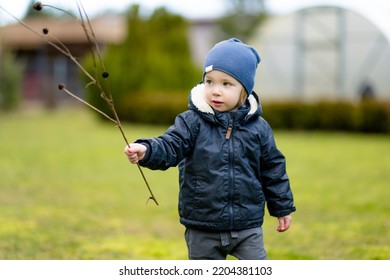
[249,5,390,102]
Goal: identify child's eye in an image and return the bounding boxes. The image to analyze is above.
[205,79,212,85]
[223,82,231,86]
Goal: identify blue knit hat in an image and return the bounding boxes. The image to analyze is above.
[203,38,261,95]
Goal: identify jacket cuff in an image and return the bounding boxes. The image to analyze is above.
[269,206,296,218]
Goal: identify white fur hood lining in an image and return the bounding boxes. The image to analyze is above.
[189,83,259,116]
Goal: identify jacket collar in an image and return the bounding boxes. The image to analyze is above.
[188,83,262,124]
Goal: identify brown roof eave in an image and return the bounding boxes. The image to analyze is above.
[0,15,126,51]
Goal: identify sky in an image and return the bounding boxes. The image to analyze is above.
[1,0,390,27]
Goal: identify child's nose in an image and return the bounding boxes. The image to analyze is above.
[212,85,222,95]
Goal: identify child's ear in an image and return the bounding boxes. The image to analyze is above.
[240,89,248,105]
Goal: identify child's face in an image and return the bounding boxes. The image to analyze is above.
[204,70,245,112]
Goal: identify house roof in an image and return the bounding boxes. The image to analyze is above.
[0,15,127,50]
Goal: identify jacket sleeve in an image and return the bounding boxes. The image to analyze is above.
[135,110,199,170]
[259,118,296,217]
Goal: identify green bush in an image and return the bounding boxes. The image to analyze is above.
[0,51,23,110]
[117,91,188,124]
[262,102,317,130]
[91,95,390,134]
[312,101,357,131]
[84,5,200,123]
[262,100,390,133]
[356,101,390,133]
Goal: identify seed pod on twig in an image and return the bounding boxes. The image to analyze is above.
[102,72,109,79]
[58,83,65,90]
[33,2,43,11]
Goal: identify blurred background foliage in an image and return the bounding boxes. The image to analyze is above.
[218,0,268,41]
[262,100,390,134]
[0,50,23,110]
[1,0,390,132]
[84,5,201,125]
[84,1,270,125]
[81,3,390,132]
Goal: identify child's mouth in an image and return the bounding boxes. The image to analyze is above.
[212,100,223,106]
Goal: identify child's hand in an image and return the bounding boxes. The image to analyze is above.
[124,143,147,164]
[277,215,292,232]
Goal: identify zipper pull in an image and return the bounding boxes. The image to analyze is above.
[225,120,233,140]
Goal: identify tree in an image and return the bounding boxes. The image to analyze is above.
[86,5,201,123]
[218,0,268,41]
[0,50,23,110]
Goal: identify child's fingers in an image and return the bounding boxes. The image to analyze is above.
[125,149,139,163]
[128,154,140,164]
[124,145,131,155]
[124,144,138,155]
[124,144,146,164]
[277,215,292,232]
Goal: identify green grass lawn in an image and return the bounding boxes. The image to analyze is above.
[1,107,389,259]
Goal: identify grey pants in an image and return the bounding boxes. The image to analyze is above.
[185,227,267,260]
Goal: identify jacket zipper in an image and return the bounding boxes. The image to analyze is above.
[227,117,235,228]
[225,119,233,140]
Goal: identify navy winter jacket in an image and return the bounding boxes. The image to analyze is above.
[136,84,296,231]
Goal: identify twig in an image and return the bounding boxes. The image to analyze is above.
[60,83,159,206]
[70,2,159,206]
[59,84,118,124]
[1,2,159,205]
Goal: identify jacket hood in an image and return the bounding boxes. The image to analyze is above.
[188,83,262,124]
